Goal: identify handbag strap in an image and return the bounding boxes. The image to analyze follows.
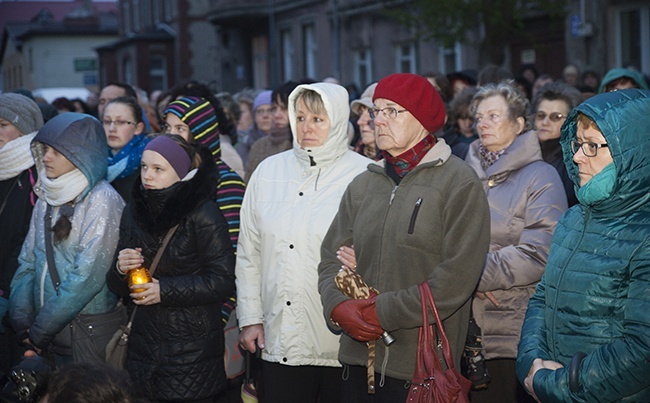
[418,282,457,371]
[149,224,179,277]
[44,204,62,294]
[125,224,179,326]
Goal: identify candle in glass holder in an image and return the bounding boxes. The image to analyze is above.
[128,267,152,296]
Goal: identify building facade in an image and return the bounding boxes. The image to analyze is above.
[0,3,119,93]
[97,0,220,93]
[3,0,649,97]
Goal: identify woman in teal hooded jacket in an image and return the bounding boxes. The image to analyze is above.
[516,89,650,402]
[9,113,124,367]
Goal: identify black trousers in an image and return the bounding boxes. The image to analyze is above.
[260,360,342,403]
[340,364,410,403]
[470,358,536,403]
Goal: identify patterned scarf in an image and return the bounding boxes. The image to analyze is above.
[383,134,436,177]
[107,134,149,182]
[478,143,506,171]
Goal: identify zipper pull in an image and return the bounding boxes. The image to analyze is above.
[389,185,398,205]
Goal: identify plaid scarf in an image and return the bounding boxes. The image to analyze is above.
[383,134,436,177]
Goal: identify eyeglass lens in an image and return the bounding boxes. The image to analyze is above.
[536,112,565,122]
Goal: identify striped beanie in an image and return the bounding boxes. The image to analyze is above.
[164,96,221,158]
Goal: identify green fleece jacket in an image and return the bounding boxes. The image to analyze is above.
[318,139,491,380]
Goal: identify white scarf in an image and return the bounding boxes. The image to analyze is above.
[0,132,36,180]
[35,167,89,206]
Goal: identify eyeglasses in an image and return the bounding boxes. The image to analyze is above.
[368,107,407,120]
[102,119,136,127]
[535,112,566,122]
[255,107,277,116]
[570,140,609,157]
[474,113,502,125]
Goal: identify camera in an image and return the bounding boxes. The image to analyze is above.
[0,356,53,403]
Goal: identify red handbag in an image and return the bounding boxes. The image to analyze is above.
[406,283,472,403]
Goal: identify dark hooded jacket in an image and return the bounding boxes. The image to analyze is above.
[106,145,235,401]
[516,89,650,402]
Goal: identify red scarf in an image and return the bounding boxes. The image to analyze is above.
[383,134,436,177]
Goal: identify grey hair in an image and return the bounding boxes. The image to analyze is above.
[470,80,531,132]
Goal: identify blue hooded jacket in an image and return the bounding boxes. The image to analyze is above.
[516,89,650,402]
[9,113,125,350]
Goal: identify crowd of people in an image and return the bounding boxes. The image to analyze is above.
[0,63,648,403]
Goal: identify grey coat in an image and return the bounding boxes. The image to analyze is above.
[319,139,491,380]
[465,130,567,359]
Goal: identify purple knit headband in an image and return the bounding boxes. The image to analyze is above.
[144,135,191,178]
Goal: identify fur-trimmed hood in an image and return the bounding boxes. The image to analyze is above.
[131,144,219,234]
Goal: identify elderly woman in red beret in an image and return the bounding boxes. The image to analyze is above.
[318,73,491,402]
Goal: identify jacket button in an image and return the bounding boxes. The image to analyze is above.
[299,192,304,196]
[283,357,288,362]
[286,301,291,306]
[488,179,496,187]
[289,244,294,249]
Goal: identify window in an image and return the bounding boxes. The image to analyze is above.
[281,29,293,82]
[122,1,132,34]
[395,43,416,73]
[439,43,461,73]
[163,0,173,21]
[150,56,167,91]
[354,49,373,89]
[122,57,133,86]
[616,5,650,72]
[152,0,160,25]
[252,35,269,89]
[133,0,140,32]
[303,24,317,80]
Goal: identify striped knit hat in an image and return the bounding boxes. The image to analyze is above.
[164,96,221,158]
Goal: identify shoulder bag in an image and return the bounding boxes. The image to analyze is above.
[105,224,178,368]
[44,203,128,362]
[406,282,472,403]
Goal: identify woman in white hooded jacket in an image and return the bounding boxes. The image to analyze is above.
[236,82,371,402]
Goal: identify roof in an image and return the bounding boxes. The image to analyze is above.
[0,1,118,34]
[1,7,118,60]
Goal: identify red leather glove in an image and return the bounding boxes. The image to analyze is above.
[359,295,380,329]
[331,298,383,342]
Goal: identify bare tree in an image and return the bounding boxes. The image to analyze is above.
[386,0,568,66]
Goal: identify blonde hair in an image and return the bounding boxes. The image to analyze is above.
[294,89,326,115]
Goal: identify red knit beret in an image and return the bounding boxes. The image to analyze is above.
[373,73,445,133]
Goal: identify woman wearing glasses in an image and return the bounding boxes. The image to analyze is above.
[516,88,650,402]
[102,96,149,203]
[464,80,567,403]
[531,82,582,206]
[318,73,491,401]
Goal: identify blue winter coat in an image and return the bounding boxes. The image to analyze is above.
[516,89,650,402]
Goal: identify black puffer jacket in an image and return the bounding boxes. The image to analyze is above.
[106,145,235,401]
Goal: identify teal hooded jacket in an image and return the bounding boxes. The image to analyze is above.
[516,89,650,402]
[9,113,124,350]
[597,67,648,93]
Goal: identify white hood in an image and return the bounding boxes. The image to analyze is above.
[288,82,351,167]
